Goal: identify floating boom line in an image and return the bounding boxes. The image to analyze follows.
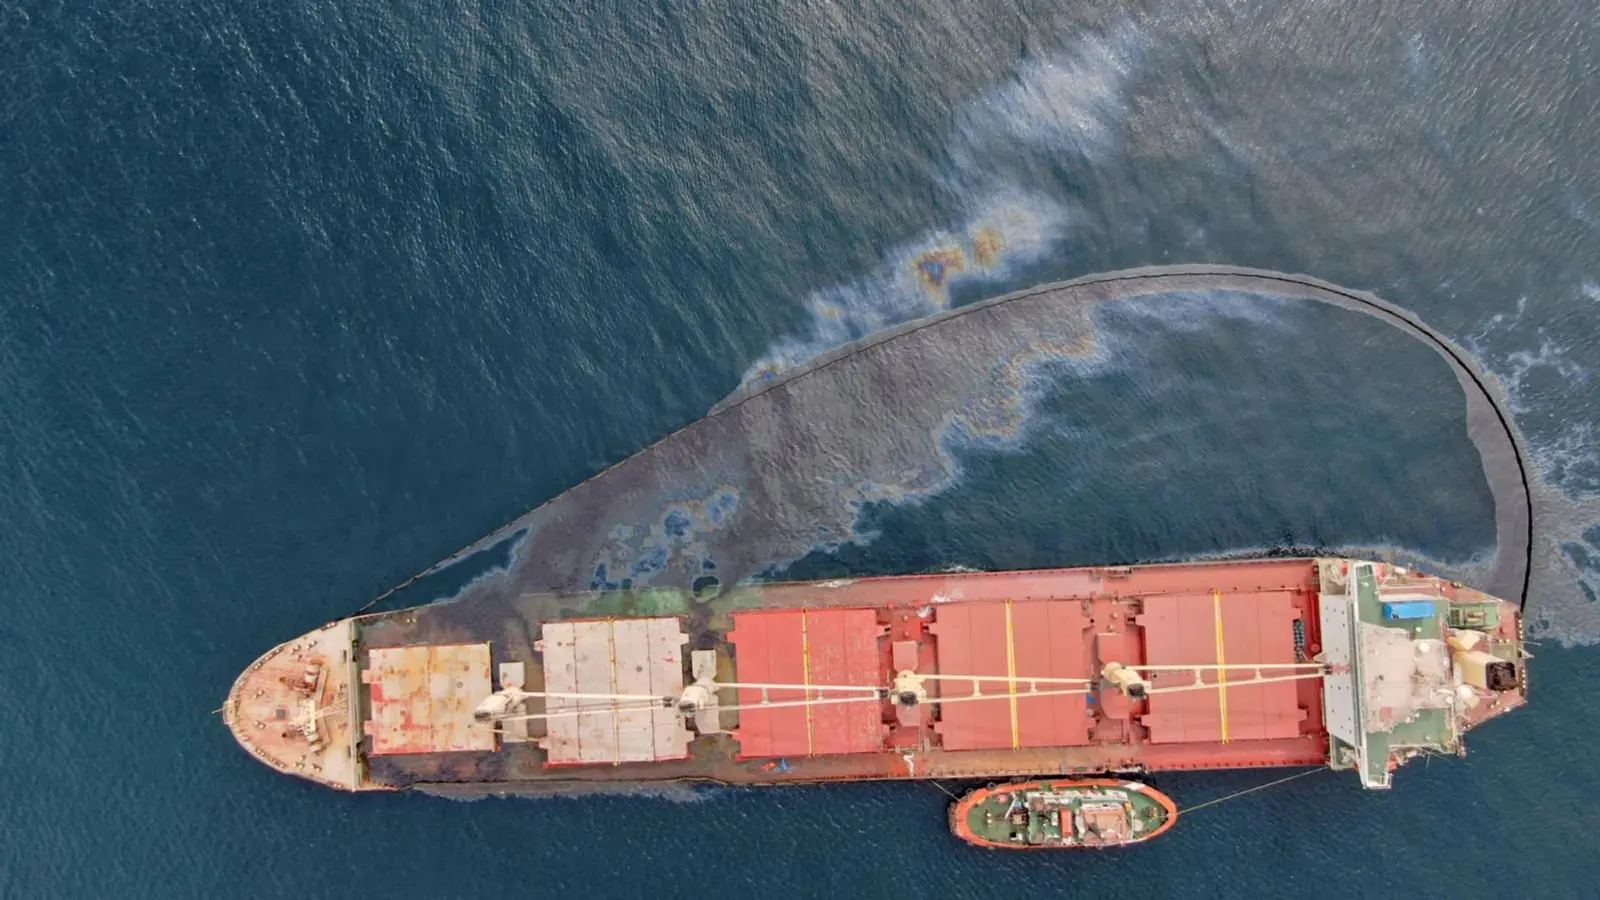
[346,266,1533,631]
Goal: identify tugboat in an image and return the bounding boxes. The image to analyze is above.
[949,779,1178,849]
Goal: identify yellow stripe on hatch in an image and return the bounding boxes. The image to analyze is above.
[1213,590,1230,744]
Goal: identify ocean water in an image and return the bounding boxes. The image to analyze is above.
[3,1,1599,897]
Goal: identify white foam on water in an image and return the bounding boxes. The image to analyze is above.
[1502,339,1592,411]
[1462,282,1600,643]
[1463,290,1599,487]
[1402,33,1431,83]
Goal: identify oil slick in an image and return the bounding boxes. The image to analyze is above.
[409,12,1600,646]
[733,22,1144,392]
[914,247,966,292]
[912,227,1007,293]
[415,269,1569,671]
[589,486,741,591]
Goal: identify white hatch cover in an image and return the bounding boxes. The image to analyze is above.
[1319,594,1360,750]
[538,618,692,765]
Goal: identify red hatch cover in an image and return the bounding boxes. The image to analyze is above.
[728,608,886,758]
[1140,591,1307,744]
[929,600,1091,751]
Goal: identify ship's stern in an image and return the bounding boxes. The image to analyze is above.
[1316,559,1527,789]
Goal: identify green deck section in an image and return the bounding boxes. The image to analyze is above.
[1449,603,1500,630]
[1353,567,1443,640]
[1350,564,1460,788]
[538,586,699,619]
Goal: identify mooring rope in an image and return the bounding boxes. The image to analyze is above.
[1179,767,1326,815]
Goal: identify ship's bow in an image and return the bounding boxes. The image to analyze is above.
[222,619,365,791]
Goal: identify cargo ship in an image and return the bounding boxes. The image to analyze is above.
[223,557,1526,797]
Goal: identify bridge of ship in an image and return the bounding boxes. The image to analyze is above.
[358,566,1327,770]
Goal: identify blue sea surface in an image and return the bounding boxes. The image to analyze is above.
[3,1,1598,897]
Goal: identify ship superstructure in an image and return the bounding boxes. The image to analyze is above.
[222,558,1526,794]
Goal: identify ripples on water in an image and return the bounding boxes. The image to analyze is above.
[718,5,1600,641]
[4,1,1600,897]
[737,20,1142,383]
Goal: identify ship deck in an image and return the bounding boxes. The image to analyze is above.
[222,619,361,790]
[348,557,1334,790]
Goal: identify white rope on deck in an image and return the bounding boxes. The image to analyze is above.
[479,663,1328,727]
